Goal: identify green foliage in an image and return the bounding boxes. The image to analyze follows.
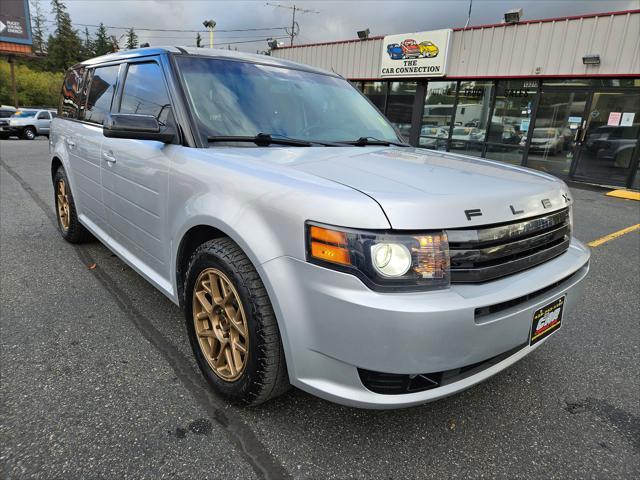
[81,26,95,59]
[0,60,63,107]
[30,0,47,54]
[46,0,83,71]
[93,22,112,56]
[125,28,138,50]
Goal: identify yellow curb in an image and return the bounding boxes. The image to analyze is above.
[587,224,640,247]
[606,189,640,201]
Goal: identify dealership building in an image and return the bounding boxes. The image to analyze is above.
[272,9,640,189]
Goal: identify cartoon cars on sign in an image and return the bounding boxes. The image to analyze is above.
[419,41,439,58]
[386,43,403,60]
[400,39,421,58]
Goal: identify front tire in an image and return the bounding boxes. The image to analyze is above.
[184,238,289,405]
[53,167,93,243]
[21,127,36,140]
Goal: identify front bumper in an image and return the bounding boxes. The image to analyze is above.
[259,238,590,408]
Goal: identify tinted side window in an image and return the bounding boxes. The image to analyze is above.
[37,111,50,120]
[59,66,86,119]
[85,65,120,125]
[119,62,174,126]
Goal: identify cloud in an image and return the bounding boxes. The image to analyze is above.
[60,0,638,51]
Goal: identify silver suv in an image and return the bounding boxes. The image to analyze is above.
[50,47,590,408]
[5,108,57,139]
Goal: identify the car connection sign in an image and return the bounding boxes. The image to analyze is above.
[380,29,451,78]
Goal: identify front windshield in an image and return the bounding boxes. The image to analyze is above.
[176,56,401,144]
[12,111,36,118]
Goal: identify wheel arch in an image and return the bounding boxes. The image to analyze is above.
[51,156,63,180]
[175,224,229,305]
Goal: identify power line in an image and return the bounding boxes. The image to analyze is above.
[182,35,290,47]
[43,19,288,34]
[130,33,289,40]
[266,3,319,46]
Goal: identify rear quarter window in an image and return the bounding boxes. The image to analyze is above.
[59,66,86,119]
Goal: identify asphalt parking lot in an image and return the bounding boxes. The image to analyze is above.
[1,138,639,479]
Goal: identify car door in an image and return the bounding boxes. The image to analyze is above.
[100,59,177,286]
[69,63,121,234]
[36,110,51,135]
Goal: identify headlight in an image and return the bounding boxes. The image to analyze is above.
[306,223,450,292]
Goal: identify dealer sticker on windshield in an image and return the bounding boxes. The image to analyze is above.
[530,296,565,345]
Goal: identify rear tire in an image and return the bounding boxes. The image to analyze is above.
[53,166,93,243]
[184,238,290,406]
[21,127,36,140]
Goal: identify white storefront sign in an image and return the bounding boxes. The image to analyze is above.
[380,29,452,78]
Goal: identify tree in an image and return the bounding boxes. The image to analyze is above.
[196,32,202,48]
[81,26,94,59]
[30,0,47,54]
[93,22,112,56]
[125,27,138,50]
[46,0,82,71]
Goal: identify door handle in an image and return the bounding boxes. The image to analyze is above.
[103,151,117,164]
[66,138,76,149]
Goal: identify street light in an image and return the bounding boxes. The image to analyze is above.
[203,19,216,48]
[357,28,370,40]
[504,8,522,24]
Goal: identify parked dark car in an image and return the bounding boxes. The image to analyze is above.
[0,105,17,139]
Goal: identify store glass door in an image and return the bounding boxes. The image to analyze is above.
[525,89,589,178]
[572,91,640,186]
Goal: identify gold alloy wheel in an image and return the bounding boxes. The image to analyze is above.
[56,179,70,231]
[192,268,249,381]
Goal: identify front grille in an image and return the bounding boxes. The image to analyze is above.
[446,208,571,283]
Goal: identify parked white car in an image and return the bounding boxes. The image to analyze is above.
[526,128,564,155]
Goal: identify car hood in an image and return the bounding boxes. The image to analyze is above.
[288,146,571,229]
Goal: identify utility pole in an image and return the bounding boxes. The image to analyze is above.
[266,3,319,46]
[8,56,18,108]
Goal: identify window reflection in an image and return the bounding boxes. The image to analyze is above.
[574,92,640,185]
[485,80,537,164]
[386,81,417,140]
[419,81,456,150]
[361,81,388,112]
[449,80,493,154]
[526,90,588,177]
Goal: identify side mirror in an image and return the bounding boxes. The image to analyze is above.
[103,113,175,143]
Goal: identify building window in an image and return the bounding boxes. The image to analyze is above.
[573,91,640,185]
[448,80,494,156]
[386,81,417,140]
[418,81,457,150]
[526,89,588,178]
[484,80,537,165]
[361,81,388,112]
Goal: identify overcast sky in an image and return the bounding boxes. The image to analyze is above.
[46,0,640,52]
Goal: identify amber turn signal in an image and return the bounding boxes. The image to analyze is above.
[309,225,348,245]
[309,226,351,265]
[310,241,351,265]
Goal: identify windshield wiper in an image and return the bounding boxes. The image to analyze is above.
[338,136,409,147]
[207,133,334,147]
